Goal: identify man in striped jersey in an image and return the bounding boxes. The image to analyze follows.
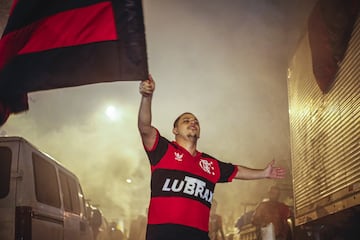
[138,74,286,240]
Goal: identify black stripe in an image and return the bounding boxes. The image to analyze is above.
[146,136,169,166]
[0,41,147,96]
[151,169,215,207]
[111,0,147,66]
[147,224,210,240]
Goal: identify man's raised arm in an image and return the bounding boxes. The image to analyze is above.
[138,74,157,150]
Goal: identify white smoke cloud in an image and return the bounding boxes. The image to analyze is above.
[1,0,316,228]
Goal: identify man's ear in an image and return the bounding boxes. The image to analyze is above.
[172,127,178,135]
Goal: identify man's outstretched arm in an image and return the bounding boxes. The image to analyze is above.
[235,160,286,180]
[138,74,157,150]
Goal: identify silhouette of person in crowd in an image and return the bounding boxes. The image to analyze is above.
[252,186,291,240]
[209,200,225,240]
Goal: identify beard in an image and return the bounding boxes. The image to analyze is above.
[187,133,200,139]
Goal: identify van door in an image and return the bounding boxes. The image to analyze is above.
[0,142,19,240]
[31,153,64,240]
[59,171,93,240]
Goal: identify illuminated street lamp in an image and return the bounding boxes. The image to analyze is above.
[105,105,121,121]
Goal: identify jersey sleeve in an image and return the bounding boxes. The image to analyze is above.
[145,129,170,166]
[217,161,238,183]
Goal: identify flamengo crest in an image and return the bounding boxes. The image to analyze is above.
[199,159,215,175]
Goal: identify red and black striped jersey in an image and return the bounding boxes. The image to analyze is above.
[144,129,238,240]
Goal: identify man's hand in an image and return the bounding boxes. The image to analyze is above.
[139,74,155,97]
[264,160,286,179]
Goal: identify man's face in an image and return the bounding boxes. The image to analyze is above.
[173,113,200,139]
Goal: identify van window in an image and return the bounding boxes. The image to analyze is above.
[68,176,81,214]
[0,147,12,198]
[59,171,72,212]
[59,171,81,214]
[32,153,61,208]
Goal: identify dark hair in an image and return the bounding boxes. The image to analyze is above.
[173,112,195,128]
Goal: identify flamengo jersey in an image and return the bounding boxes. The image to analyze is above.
[144,130,238,240]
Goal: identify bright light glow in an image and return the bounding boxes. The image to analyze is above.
[105,105,120,121]
[126,178,132,184]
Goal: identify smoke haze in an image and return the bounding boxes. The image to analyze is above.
[0,0,316,227]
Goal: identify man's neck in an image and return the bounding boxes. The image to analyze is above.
[175,137,198,156]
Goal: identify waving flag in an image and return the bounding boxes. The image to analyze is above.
[0,0,148,126]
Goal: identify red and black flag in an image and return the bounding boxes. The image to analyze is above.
[0,0,148,125]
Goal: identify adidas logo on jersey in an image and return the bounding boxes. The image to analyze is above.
[174,152,184,161]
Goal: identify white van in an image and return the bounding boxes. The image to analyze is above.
[0,136,94,240]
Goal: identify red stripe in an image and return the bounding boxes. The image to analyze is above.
[148,197,210,232]
[20,2,117,54]
[0,2,117,69]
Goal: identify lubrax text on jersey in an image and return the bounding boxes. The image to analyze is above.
[161,176,213,203]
